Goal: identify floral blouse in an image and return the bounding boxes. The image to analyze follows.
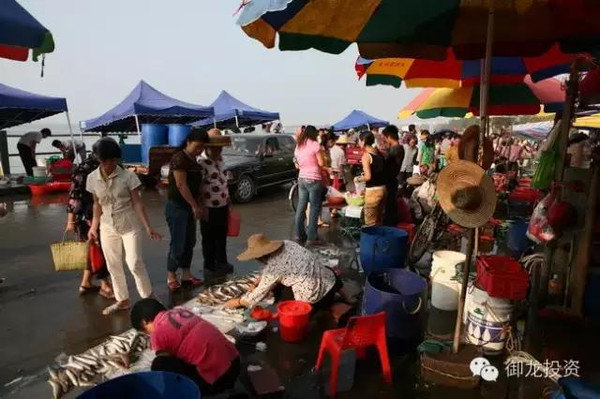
[67,156,99,224]
[241,241,337,307]
[198,156,229,208]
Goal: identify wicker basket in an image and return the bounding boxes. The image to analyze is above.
[50,234,89,271]
[421,352,480,389]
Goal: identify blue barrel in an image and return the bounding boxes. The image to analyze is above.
[141,124,168,165]
[362,268,427,339]
[78,371,200,399]
[168,124,191,147]
[360,226,408,273]
[507,219,530,254]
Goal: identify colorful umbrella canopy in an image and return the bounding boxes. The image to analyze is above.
[355,44,584,89]
[238,0,600,60]
[399,76,565,119]
[0,0,55,61]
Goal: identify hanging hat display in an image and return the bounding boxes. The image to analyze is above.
[437,160,497,228]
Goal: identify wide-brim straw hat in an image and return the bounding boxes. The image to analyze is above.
[206,128,232,147]
[237,233,283,261]
[336,134,353,145]
[406,174,427,186]
[458,125,494,170]
[437,160,497,228]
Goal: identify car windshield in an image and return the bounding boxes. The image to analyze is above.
[223,137,263,156]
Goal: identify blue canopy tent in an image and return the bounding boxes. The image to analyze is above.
[0,82,67,129]
[331,110,389,131]
[81,80,213,133]
[512,120,554,141]
[193,90,279,129]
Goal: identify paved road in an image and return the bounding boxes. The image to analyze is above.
[0,184,295,389]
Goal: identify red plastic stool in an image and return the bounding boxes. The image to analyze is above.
[316,312,391,397]
[395,223,416,243]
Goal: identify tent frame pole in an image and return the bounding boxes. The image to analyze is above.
[452,0,494,355]
[235,115,239,128]
[134,114,141,135]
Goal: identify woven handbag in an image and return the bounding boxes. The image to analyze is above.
[50,233,88,271]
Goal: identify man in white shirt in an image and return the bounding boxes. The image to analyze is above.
[52,138,87,162]
[17,128,51,176]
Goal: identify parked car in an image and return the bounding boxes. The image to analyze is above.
[224,134,297,202]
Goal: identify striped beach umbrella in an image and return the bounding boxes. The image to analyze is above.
[238,0,600,60]
[356,45,588,89]
[399,76,565,119]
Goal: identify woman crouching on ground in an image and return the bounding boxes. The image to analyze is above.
[87,138,162,315]
[165,128,208,291]
[224,233,342,311]
[198,128,235,277]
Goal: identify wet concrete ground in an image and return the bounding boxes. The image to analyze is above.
[1,186,599,398]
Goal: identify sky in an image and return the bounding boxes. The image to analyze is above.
[0,0,426,131]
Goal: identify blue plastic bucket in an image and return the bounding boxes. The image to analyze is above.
[507,219,530,253]
[168,124,191,147]
[141,124,168,165]
[362,268,427,339]
[77,371,200,399]
[359,226,408,273]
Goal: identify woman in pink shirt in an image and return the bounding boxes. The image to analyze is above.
[131,298,240,395]
[294,125,325,244]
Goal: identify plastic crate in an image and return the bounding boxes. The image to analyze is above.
[476,255,529,300]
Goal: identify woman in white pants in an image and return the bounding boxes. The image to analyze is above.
[87,138,162,315]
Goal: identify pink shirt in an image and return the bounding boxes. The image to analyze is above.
[150,309,239,384]
[509,145,523,162]
[295,140,322,180]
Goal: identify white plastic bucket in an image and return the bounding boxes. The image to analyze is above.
[36,157,47,167]
[465,284,513,353]
[32,166,47,178]
[430,251,465,311]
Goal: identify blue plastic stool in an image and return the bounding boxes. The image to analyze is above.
[77,371,200,399]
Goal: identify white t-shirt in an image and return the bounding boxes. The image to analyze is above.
[62,139,86,151]
[18,132,43,148]
[329,145,346,172]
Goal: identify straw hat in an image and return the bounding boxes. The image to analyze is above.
[237,233,283,261]
[437,160,497,228]
[206,128,232,147]
[458,125,494,170]
[336,134,353,145]
[406,174,427,186]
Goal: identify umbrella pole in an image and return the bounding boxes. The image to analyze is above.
[65,111,78,164]
[235,116,239,128]
[452,0,495,355]
[134,114,141,135]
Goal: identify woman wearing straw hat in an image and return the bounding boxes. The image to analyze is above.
[224,234,341,310]
[198,129,235,277]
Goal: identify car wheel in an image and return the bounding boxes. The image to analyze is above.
[234,175,255,203]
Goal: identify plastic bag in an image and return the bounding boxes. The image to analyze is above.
[527,191,556,244]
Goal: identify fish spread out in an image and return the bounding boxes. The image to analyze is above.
[47,330,149,399]
[197,273,259,306]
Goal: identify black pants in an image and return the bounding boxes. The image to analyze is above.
[384,183,398,226]
[151,355,240,396]
[17,143,36,176]
[200,205,229,271]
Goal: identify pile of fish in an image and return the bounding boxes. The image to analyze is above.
[197,273,259,306]
[47,330,149,399]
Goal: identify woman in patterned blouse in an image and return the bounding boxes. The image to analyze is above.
[65,147,114,298]
[198,129,234,277]
[225,234,341,310]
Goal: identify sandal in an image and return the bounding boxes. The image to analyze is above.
[167,280,181,292]
[99,288,115,299]
[79,285,100,296]
[102,302,130,316]
[181,276,203,287]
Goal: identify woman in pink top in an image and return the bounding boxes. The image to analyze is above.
[131,298,240,395]
[294,125,325,244]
